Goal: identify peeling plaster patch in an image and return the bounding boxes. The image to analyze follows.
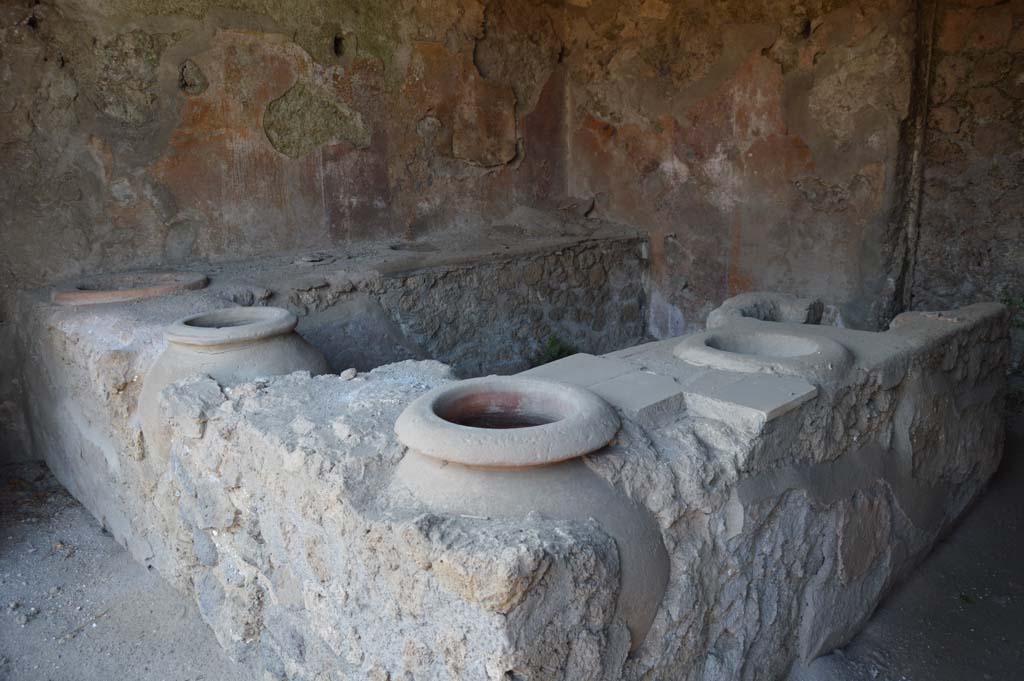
[110,178,135,203]
[638,0,671,21]
[452,73,517,167]
[703,146,742,212]
[264,81,371,158]
[178,59,208,95]
[808,33,912,144]
[89,30,167,126]
[659,155,689,186]
[647,287,686,339]
[163,218,201,261]
[472,0,562,111]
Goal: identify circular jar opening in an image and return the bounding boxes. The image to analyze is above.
[52,271,208,305]
[184,314,264,330]
[433,386,575,429]
[395,376,620,467]
[166,306,297,347]
[704,332,823,359]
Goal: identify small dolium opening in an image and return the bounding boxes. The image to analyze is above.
[435,390,564,430]
[184,313,262,330]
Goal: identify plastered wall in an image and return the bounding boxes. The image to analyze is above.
[0,0,1019,354]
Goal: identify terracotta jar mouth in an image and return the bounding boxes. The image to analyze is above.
[395,376,620,467]
[672,320,854,383]
[51,271,208,305]
[166,306,297,347]
[703,330,825,359]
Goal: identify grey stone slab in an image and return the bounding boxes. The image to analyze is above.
[682,370,817,429]
[587,370,687,427]
[519,353,637,387]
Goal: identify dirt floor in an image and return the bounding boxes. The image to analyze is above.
[0,463,252,681]
[0,417,1021,681]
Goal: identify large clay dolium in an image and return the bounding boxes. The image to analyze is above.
[392,376,670,652]
[139,306,330,462]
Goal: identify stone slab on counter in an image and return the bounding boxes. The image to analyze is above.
[10,281,1011,681]
[159,302,1008,681]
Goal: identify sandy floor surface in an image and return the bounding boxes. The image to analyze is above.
[0,462,252,681]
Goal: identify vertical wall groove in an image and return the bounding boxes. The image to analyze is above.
[887,0,940,321]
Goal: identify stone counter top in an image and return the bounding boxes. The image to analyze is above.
[9,283,1010,681]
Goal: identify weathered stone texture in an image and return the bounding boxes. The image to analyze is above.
[170,367,629,678]
[159,305,1008,678]
[372,243,646,376]
[263,80,371,158]
[1,0,1018,373]
[0,0,570,319]
[10,273,1009,680]
[914,0,1024,372]
[0,0,941,338]
[8,229,646,460]
[561,0,917,335]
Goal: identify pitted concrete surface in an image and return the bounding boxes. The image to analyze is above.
[793,414,1024,681]
[0,462,251,681]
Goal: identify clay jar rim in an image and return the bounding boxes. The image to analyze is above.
[394,376,621,467]
[672,319,853,380]
[165,306,297,347]
[51,271,208,305]
[701,329,828,359]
